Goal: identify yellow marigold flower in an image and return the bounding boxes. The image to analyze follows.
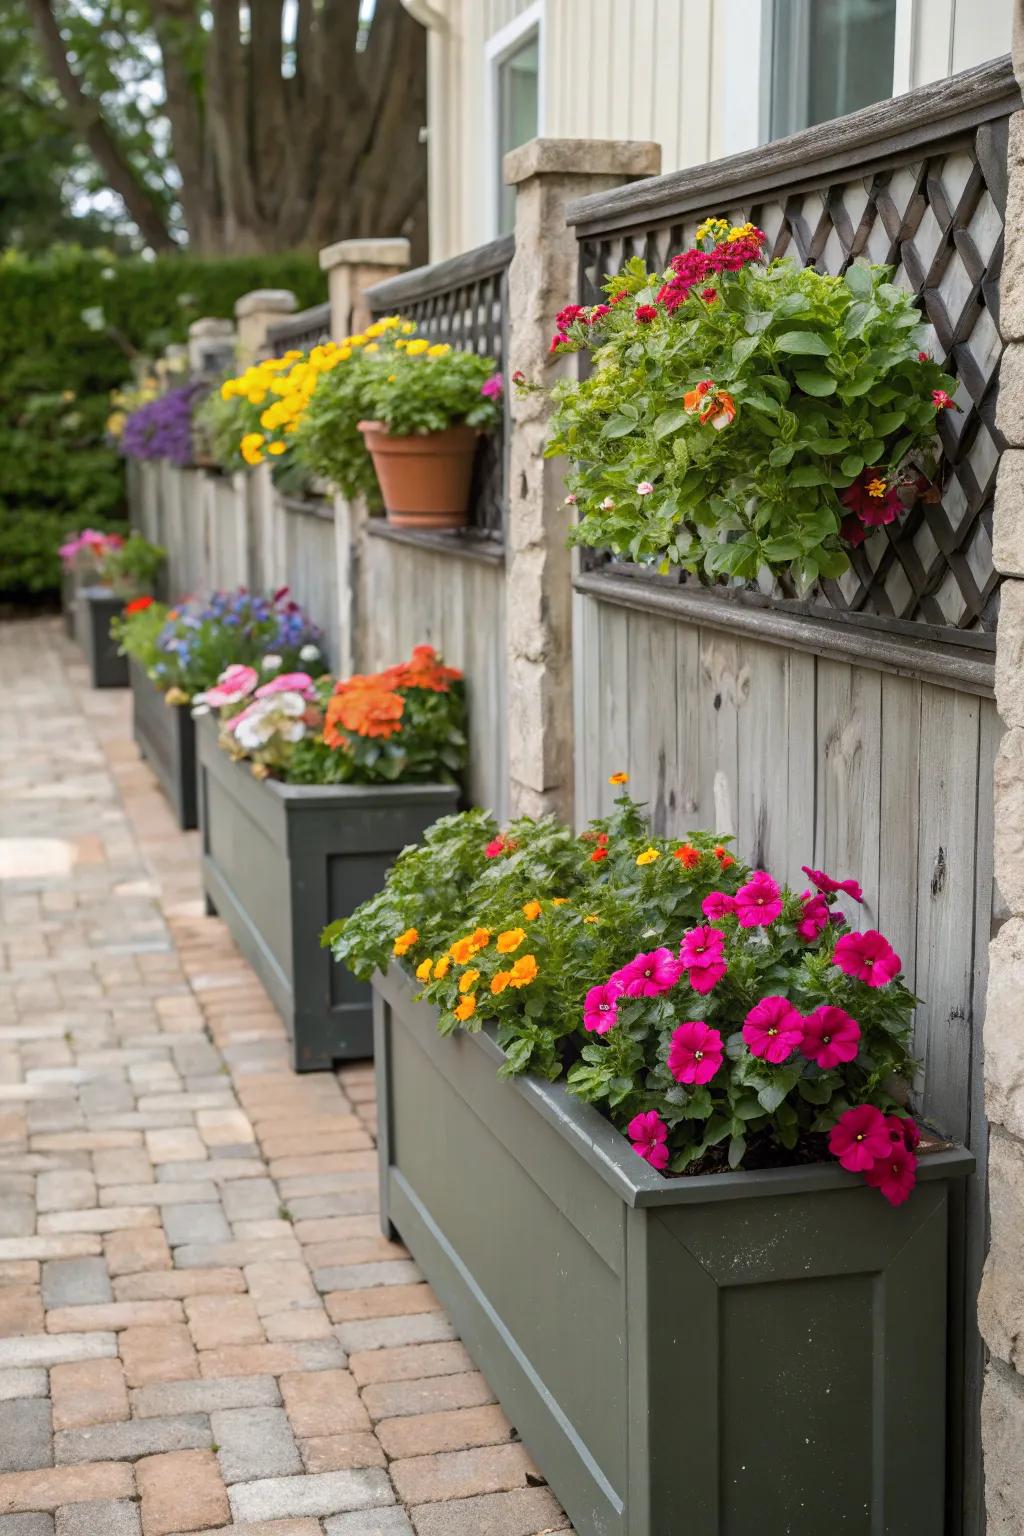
[247,389,267,406]
[584,914,599,924]
[696,216,729,241]
[551,898,569,907]
[394,339,407,350]
[349,334,367,348]
[490,970,512,995]
[267,441,287,456]
[365,343,380,353]
[449,937,475,965]
[365,322,385,339]
[381,315,401,329]
[509,954,539,988]
[427,343,451,357]
[608,771,629,785]
[387,374,398,383]
[393,926,419,956]
[220,380,237,400]
[522,900,542,921]
[636,847,661,866]
[401,321,417,334]
[106,411,126,437]
[433,955,451,979]
[454,994,477,1022]
[415,958,433,982]
[406,339,430,356]
[459,968,481,994]
[496,928,526,954]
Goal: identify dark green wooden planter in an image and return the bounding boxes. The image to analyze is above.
[197,717,460,1070]
[75,586,128,688]
[130,660,197,831]
[61,566,78,638]
[373,963,974,1536]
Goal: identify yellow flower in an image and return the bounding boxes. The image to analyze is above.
[366,322,385,339]
[267,441,287,456]
[406,339,430,356]
[246,389,267,406]
[550,898,569,907]
[522,900,542,921]
[164,686,189,706]
[459,968,480,994]
[509,954,538,988]
[449,937,475,965]
[220,380,237,400]
[433,955,451,979]
[469,928,490,953]
[454,994,476,1022]
[338,346,352,361]
[415,958,433,982]
[61,389,76,403]
[496,928,526,954]
[490,970,512,995]
[394,339,408,350]
[696,216,729,241]
[387,374,398,383]
[381,315,401,330]
[584,914,599,924]
[106,411,126,437]
[348,334,367,348]
[427,343,451,357]
[365,343,380,353]
[636,847,661,866]
[401,321,417,334]
[608,772,629,786]
[393,926,419,956]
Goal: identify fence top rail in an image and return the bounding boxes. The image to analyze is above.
[265,300,332,351]
[366,233,515,313]
[567,54,1021,237]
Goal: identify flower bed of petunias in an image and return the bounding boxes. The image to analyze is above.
[59,528,125,571]
[543,216,958,589]
[112,587,323,702]
[328,778,922,1205]
[120,382,206,466]
[201,644,468,787]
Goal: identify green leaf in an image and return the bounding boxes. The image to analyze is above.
[731,335,760,367]
[757,1080,788,1113]
[768,443,795,467]
[840,454,864,479]
[816,545,850,578]
[653,407,687,439]
[788,464,831,487]
[728,1132,747,1169]
[844,262,875,299]
[761,535,804,560]
[776,330,832,356]
[794,370,837,397]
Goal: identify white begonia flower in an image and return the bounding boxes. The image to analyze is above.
[190,702,211,718]
[600,497,616,511]
[261,654,283,671]
[299,643,321,662]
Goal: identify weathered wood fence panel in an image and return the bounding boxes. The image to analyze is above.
[277,494,339,668]
[159,463,205,599]
[204,472,249,593]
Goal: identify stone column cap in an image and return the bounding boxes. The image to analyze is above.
[504,136,662,186]
[319,238,412,272]
[188,317,234,339]
[234,289,297,320]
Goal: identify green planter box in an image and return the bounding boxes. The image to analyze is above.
[61,566,78,639]
[373,963,974,1536]
[197,718,460,1070]
[75,586,128,689]
[130,660,197,831]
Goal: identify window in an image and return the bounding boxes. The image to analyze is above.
[767,0,899,139]
[490,14,541,236]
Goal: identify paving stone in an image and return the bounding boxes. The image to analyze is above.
[54,1415,211,1465]
[389,1443,539,1505]
[408,1488,570,1536]
[100,1184,218,1208]
[375,1405,513,1460]
[361,1373,496,1424]
[221,1180,280,1221]
[264,1310,334,1343]
[324,1287,440,1325]
[37,1209,159,1236]
[0,1399,53,1473]
[0,1335,116,1371]
[334,1315,457,1355]
[0,1286,45,1337]
[313,1264,421,1295]
[210,1407,302,1484]
[36,1172,96,1215]
[0,1240,101,1264]
[184,1293,262,1349]
[349,1343,473,1388]
[135,1449,229,1535]
[93,1151,153,1188]
[104,1230,171,1278]
[174,1239,301,1270]
[0,1368,49,1401]
[161,1205,231,1249]
[0,1515,55,1535]
[40,1259,111,1311]
[154,1161,264,1185]
[0,1462,135,1515]
[228,1469,394,1524]
[168,1523,318,1536]
[44,1302,182,1334]
[198,1340,344,1379]
[298,1435,387,1475]
[113,1269,244,1302]
[244,1263,319,1317]
[131,1375,281,1418]
[280,1371,370,1438]
[50,1360,129,1431]
[54,1498,141,1536]
[120,1325,198,1387]
[323,1513,414,1536]
[144,1131,206,1165]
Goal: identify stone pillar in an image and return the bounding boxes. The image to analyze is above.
[503,138,661,821]
[233,290,297,364]
[319,238,412,341]
[981,5,1024,1523]
[188,317,236,378]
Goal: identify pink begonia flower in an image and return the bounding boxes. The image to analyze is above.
[833,929,901,987]
[796,890,831,941]
[233,692,307,751]
[667,1020,723,1085]
[702,891,737,921]
[204,664,259,708]
[828,1104,891,1172]
[742,995,803,1064]
[480,375,504,399]
[613,948,683,998]
[583,978,624,1035]
[255,671,316,700]
[627,1110,669,1171]
[800,865,864,903]
[735,870,783,927]
[636,481,655,496]
[688,961,727,995]
[865,1141,917,1205]
[801,1005,861,1069]
[678,926,724,971]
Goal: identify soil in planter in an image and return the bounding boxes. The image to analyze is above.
[671,1121,951,1178]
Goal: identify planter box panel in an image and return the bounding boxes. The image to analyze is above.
[130,662,197,830]
[75,587,128,689]
[375,965,973,1536]
[62,567,77,638]
[203,764,293,990]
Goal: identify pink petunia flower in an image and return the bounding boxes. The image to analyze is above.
[484,835,507,859]
[667,1021,723,1085]
[828,1104,891,1172]
[865,1141,918,1205]
[735,871,782,927]
[702,891,737,921]
[884,1113,920,1151]
[613,948,683,997]
[480,375,504,399]
[796,890,831,941]
[255,672,317,700]
[688,961,726,995]
[583,978,624,1035]
[833,930,900,987]
[932,389,955,411]
[801,866,864,903]
[627,1110,669,1171]
[801,1005,861,1069]
[548,332,568,354]
[204,664,260,708]
[679,926,724,971]
[742,996,803,1064]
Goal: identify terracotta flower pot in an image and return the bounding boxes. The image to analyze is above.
[358,420,478,531]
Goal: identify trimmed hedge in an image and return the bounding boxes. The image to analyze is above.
[0,246,323,597]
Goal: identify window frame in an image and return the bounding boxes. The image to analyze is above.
[484,0,545,240]
[760,0,903,141]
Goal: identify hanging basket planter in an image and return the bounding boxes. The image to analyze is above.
[358,420,478,531]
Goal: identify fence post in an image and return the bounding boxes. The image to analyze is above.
[188,317,236,378]
[982,9,1024,1521]
[503,138,661,821]
[233,290,297,363]
[319,239,412,675]
[319,239,412,341]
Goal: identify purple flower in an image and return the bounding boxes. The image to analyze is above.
[121,383,205,466]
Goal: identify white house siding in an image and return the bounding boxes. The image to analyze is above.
[416,0,1013,262]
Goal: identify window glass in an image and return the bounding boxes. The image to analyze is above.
[497,33,539,234]
[769,0,898,140]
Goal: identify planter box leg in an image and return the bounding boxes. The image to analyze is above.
[373,990,399,1242]
[204,894,218,917]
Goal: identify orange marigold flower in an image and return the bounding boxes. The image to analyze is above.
[591,847,609,863]
[123,595,154,615]
[551,898,569,906]
[454,994,476,1022]
[393,927,418,956]
[382,643,463,694]
[415,958,433,982]
[674,844,701,868]
[459,968,480,994]
[449,937,475,965]
[583,914,599,924]
[468,928,490,952]
[490,970,513,995]
[509,954,539,988]
[522,900,542,921]
[713,845,736,869]
[496,927,526,954]
[325,686,404,743]
[433,955,451,979]
[608,771,629,786]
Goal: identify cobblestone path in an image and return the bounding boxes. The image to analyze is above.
[0,618,570,1536]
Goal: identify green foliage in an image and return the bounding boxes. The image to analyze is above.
[0,246,323,596]
[291,344,396,503]
[99,533,165,597]
[110,598,169,672]
[546,240,956,589]
[368,346,501,437]
[0,506,118,598]
[193,388,247,475]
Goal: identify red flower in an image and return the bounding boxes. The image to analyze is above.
[673,843,701,868]
[511,370,526,386]
[833,929,900,987]
[885,1114,920,1150]
[484,836,506,859]
[549,332,569,354]
[688,960,727,995]
[840,515,867,548]
[932,389,956,411]
[828,1104,891,1172]
[917,351,930,362]
[700,287,718,302]
[742,995,803,1064]
[865,1141,917,1205]
[555,304,585,329]
[123,595,154,615]
[801,866,864,903]
[610,289,629,305]
[590,846,609,863]
[801,1005,861,1069]
[702,891,737,921]
[634,304,659,323]
[735,871,782,927]
[587,304,611,322]
[841,470,902,528]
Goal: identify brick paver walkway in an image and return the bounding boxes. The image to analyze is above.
[0,618,570,1536]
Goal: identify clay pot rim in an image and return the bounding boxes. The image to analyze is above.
[357,419,480,440]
